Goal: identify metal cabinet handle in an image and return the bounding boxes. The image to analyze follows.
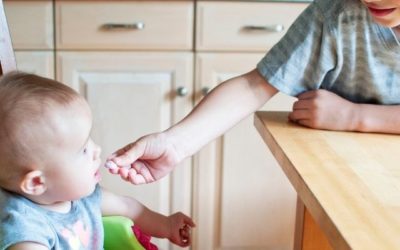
[201,87,210,96]
[242,24,284,32]
[176,87,188,97]
[100,22,145,30]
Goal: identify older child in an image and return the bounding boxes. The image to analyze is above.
[105,0,400,184]
[0,72,194,250]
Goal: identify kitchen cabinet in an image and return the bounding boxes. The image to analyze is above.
[5,1,309,249]
[55,1,193,50]
[55,2,194,249]
[56,51,193,249]
[6,1,194,249]
[4,0,54,78]
[193,2,307,249]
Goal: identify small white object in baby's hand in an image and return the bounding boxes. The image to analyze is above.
[105,161,118,170]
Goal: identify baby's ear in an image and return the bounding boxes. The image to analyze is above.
[20,170,46,195]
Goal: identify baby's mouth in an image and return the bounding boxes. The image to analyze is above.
[94,170,102,182]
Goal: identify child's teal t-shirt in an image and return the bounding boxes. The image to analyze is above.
[0,185,103,250]
[257,0,400,104]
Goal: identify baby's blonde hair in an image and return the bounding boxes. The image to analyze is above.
[0,71,82,189]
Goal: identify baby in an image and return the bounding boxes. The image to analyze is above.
[0,72,195,250]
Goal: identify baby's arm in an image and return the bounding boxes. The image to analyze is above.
[7,242,48,250]
[290,89,400,134]
[101,187,195,247]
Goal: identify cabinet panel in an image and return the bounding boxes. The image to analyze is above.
[56,1,193,50]
[6,1,309,249]
[4,1,53,49]
[196,2,307,52]
[194,53,297,250]
[15,51,54,79]
[57,52,193,249]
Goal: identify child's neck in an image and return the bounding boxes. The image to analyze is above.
[38,200,72,213]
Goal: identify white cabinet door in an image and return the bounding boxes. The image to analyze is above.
[15,51,54,79]
[194,52,297,250]
[57,52,193,249]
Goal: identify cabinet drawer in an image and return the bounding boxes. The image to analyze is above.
[56,1,194,50]
[196,2,308,52]
[4,1,53,49]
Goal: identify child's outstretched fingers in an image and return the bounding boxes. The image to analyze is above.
[109,140,145,167]
[104,140,144,173]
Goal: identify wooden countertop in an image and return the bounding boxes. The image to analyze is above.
[254,111,400,249]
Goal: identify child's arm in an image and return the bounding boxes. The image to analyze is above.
[106,69,278,184]
[7,242,48,250]
[289,89,400,134]
[101,187,195,247]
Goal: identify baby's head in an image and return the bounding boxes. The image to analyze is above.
[0,72,102,204]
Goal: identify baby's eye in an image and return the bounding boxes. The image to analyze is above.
[83,147,88,154]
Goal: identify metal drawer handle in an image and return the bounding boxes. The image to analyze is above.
[242,24,284,32]
[100,22,145,30]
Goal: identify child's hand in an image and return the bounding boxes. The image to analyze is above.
[167,212,195,247]
[289,89,358,131]
[105,132,184,185]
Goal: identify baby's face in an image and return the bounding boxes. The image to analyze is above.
[40,99,102,201]
[361,0,400,27]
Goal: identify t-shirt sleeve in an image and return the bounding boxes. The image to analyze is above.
[0,204,55,249]
[257,1,337,96]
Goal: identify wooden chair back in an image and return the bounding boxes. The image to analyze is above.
[0,0,16,75]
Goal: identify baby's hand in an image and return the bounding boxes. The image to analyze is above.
[167,212,195,247]
[179,224,192,245]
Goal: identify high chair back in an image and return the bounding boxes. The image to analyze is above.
[0,0,16,75]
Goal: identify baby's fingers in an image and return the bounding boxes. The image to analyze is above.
[182,214,196,228]
[179,224,192,246]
